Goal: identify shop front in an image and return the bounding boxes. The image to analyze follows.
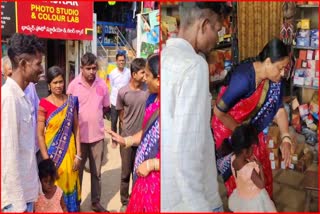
[1,1,94,97]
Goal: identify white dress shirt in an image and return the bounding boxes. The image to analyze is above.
[1,78,40,212]
[109,67,131,106]
[161,38,222,211]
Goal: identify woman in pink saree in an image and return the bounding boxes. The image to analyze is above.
[212,38,293,199]
[108,54,160,212]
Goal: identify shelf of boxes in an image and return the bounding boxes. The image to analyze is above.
[290,4,319,106]
[293,84,318,90]
[293,45,318,50]
[297,4,319,8]
[160,3,179,9]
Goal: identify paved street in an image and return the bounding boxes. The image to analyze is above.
[80,119,125,212]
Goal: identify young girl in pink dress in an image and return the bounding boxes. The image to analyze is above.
[224,124,277,212]
[35,159,67,213]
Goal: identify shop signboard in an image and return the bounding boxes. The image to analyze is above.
[16,1,93,40]
[1,1,16,37]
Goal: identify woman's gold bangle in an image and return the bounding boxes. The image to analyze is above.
[124,136,133,148]
[281,135,292,146]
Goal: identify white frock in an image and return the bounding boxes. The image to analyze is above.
[228,155,277,212]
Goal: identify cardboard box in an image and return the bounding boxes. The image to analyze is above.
[315,50,319,60]
[307,50,315,60]
[304,77,313,86]
[295,58,302,69]
[289,163,295,170]
[312,78,318,87]
[297,1,307,5]
[301,19,311,29]
[268,147,280,160]
[268,125,280,146]
[296,151,314,172]
[307,60,316,70]
[271,158,281,170]
[307,121,317,131]
[281,160,287,169]
[292,109,302,132]
[301,60,308,68]
[291,154,299,164]
[294,76,304,85]
[299,50,307,60]
[269,152,275,161]
[310,37,319,48]
[296,133,306,144]
[296,36,310,47]
[297,29,310,38]
[295,68,306,77]
[208,49,231,78]
[296,160,307,172]
[299,104,309,119]
[292,97,300,110]
[302,88,316,104]
[310,29,319,38]
[294,142,305,161]
[305,69,315,77]
[267,139,275,149]
[289,132,298,154]
[309,93,318,114]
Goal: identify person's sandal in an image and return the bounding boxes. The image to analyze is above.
[91,203,109,212]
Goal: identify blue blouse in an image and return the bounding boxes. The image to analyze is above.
[217,62,284,132]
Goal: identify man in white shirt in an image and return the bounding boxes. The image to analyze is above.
[1,33,45,212]
[2,56,41,163]
[109,53,131,141]
[161,2,232,212]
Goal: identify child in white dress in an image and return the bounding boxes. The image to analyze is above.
[225,124,277,212]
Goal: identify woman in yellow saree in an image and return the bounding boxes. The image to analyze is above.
[37,66,81,212]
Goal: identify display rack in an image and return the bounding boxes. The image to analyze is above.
[97,21,125,47]
[290,3,319,107]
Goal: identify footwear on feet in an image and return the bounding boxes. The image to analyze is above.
[120,205,127,212]
[91,202,109,212]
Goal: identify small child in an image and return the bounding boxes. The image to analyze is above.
[35,159,67,213]
[226,124,277,212]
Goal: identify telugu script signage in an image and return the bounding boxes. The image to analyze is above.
[16,1,93,40]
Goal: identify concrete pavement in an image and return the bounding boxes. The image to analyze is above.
[80,119,125,212]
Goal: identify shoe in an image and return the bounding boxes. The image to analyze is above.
[120,205,127,212]
[91,203,109,212]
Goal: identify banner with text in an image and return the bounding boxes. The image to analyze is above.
[1,1,16,37]
[17,1,93,40]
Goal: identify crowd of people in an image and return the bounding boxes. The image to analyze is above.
[2,2,296,213]
[1,33,160,213]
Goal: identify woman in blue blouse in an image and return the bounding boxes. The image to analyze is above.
[212,38,292,198]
